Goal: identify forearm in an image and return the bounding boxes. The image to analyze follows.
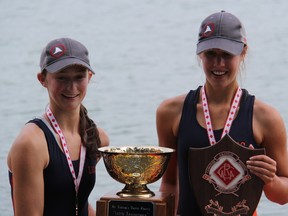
[159,182,178,216]
[263,176,288,205]
[88,202,96,216]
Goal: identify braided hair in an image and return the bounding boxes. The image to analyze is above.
[79,104,101,160]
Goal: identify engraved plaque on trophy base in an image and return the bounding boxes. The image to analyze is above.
[96,191,175,216]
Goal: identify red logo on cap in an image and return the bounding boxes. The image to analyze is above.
[50,44,66,58]
[202,23,215,38]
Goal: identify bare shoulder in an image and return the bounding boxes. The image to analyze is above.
[253,99,286,147]
[156,94,187,147]
[7,122,49,172]
[156,94,187,118]
[253,99,284,125]
[97,127,109,147]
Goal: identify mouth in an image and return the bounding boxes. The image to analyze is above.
[211,71,227,76]
[62,94,79,99]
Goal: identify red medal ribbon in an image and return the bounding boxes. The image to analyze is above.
[46,107,86,201]
[201,85,242,145]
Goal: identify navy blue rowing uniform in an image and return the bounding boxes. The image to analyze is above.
[177,86,258,215]
[9,118,97,216]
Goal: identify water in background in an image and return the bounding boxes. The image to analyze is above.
[1,0,288,215]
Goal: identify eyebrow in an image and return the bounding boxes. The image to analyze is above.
[58,67,88,74]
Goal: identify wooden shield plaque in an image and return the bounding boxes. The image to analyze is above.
[189,134,265,216]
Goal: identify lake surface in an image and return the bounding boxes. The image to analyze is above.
[1,0,288,215]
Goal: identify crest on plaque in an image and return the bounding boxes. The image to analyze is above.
[189,134,265,216]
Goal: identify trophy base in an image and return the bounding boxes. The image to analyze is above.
[96,190,175,216]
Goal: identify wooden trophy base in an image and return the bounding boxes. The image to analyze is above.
[96,190,175,216]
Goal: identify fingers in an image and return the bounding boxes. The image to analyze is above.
[246,155,277,184]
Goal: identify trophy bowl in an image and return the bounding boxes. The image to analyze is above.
[98,146,175,198]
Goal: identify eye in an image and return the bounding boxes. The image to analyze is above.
[222,52,233,58]
[204,50,216,58]
[75,73,87,81]
[56,76,67,81]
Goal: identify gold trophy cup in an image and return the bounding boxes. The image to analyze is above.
[96,146,175,216]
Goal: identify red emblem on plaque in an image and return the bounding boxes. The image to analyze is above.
[214,159,240,185]
[203,151,251,196]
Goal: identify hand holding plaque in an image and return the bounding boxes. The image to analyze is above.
[189,134,265,216]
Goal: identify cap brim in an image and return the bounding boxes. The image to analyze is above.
[196,38,244,55]
[45,58,95,74]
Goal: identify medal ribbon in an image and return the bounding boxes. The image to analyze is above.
[201,86,242,145]
[46,107,86,194]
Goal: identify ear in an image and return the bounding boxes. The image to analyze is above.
[37,72,47,87]
[88,71,93,82]
[241,45,248,59]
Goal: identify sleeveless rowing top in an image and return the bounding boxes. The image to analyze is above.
[177,86,258,215]
[9,118,97,216]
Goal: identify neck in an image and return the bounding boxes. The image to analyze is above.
[46,105,80,134]
[200,83,243,144]
[203,82,239,104]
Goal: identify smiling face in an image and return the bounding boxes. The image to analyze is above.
[199,47,246,89]
[39,65,92,111]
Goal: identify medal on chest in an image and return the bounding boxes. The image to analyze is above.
[46,107,86,216]
[201,85,242,145]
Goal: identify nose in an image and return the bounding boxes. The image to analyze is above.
[66,79,77,91]
[215,55,225,66]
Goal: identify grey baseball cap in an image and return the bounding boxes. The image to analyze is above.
[40,38,94,74]
[196,10,247,55]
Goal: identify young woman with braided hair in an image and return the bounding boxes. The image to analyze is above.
[7,38,109,216]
